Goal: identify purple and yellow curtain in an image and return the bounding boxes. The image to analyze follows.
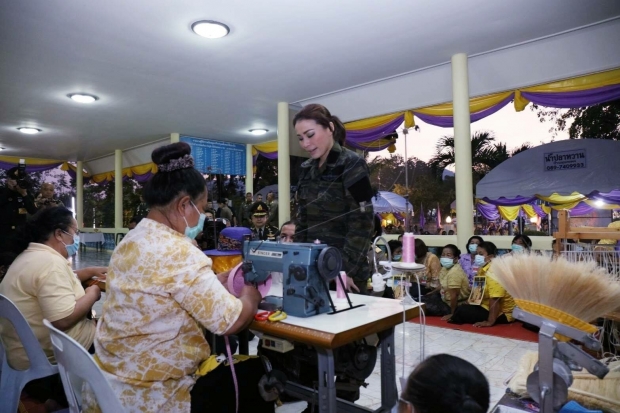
[0,155,67,172]
[90,162,158,185]
[476,190,620,220]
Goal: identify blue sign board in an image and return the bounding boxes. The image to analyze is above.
[180,136,246,176]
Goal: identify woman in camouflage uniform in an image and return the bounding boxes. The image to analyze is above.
[293,104,374,293]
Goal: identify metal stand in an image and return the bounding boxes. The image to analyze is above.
[283,327,398,413]
[513,308,609,413]
[323,276,365,315]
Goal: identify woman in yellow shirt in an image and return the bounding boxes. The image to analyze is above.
[446,242,515,327]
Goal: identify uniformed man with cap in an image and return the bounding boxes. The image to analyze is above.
[0,167,38,252]
[249,201,278,241]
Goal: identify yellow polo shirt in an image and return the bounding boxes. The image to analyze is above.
[0,243,95,369]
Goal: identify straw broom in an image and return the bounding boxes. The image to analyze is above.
[490,253,620,334]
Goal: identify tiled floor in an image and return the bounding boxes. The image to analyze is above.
[77,249,537,412]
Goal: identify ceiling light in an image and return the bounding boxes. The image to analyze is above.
[192,20,230,38]
[595,199,605,207]
[68,93,98,103]
[249,129,268,136]
[18,127,41,134]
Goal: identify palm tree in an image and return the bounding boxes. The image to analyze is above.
[428,131,498,177]
[429,131,531,181]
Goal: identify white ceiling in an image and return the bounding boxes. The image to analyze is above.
[1,0,619,161]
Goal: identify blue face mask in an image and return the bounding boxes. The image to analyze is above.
[393,254,402,261]
[184,202,206,240]
[511,244,525,253]
[440,257,455,269]
[474,254,486,267]
[61,231,80,257]
[468,243,478,254]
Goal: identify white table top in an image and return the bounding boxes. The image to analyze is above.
[276,291,420,335]
[80,232,105,243]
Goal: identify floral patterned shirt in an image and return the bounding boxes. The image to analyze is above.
[83,218,242,413]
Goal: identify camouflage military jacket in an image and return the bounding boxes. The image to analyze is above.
[295,142,374,281]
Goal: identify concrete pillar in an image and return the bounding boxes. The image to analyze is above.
[115,150,123,229]
[277,102,291,226]
[170,132,180,143]
[245,143,254,196]
[76,161,84,229]
[451,53,474,247]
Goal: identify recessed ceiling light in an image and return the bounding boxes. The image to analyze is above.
[18,127,41,134]
[249,129,268,136]
[192,20,230,39]
[68,93,98,103]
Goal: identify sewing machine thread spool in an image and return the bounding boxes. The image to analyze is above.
[228,262,272,298]
[402,233,416,263]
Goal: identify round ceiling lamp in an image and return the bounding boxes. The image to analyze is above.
[249,129,268,136]
[192,20,230,39]
[68,93,99,103]
[18,127,42,134]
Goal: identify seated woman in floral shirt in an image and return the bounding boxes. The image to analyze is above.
[83,143,271,413]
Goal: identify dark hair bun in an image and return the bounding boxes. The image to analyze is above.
[152,142,191,165]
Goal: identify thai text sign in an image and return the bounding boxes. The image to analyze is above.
[544,149,586,172]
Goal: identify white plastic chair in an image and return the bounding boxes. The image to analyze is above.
[0,294,59,413]
[43,319,125,413]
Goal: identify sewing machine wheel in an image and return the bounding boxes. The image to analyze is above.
[317,247,342,281]
[526,371,569,409]
[228,262,272,298]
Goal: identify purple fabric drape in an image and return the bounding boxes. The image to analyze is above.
[569,202,596,216]
[477,203,500,220]
[0,161,63,172]
[132,171,155,182]
[345,115,404,143]
[521,84,620,109]
[589,189,620,204]
[255,151,278,160]
[532,204,548,217]
[480,196,538,206]
[413,94,514,128]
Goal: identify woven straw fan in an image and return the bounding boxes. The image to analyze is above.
[490,253,620,334]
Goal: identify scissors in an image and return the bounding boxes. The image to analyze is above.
[254,309,287,322]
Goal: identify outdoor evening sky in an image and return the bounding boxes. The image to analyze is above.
[371,105,570,166]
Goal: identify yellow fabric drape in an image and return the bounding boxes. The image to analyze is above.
[414,91,514,116]
[537,192,586,204]
[89,162,158,183]
[514,68,620,111]
[521,204,537,219]
[60,162,92,177]
[252,141,278,157]
[541,204,551,215]
[345,112,403,130]
[549,201,582,211]
[497,206,520,221]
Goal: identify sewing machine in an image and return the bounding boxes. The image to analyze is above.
[241,240,359,317]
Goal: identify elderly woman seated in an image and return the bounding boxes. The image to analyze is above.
[0,206,105,409]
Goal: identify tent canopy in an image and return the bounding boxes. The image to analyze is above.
[476,139,620,199]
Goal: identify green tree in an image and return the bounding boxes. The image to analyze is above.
[532,99,620,140]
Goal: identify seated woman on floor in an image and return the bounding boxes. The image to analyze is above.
[395,354,489,413]
[82,142,272,413]
[0,206,105,410]
[446,241,516,327]
[459,235,484,286]
[421,244,471,318]
[410,238,441,299]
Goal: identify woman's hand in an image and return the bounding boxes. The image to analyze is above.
[216,270,231,285]
[76,267,108,282]
[473,321,494,328]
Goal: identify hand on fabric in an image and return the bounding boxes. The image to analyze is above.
[216,270,231,285]
[473,321,494,328]
[76,267,108,282]
[441,314,453,321]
